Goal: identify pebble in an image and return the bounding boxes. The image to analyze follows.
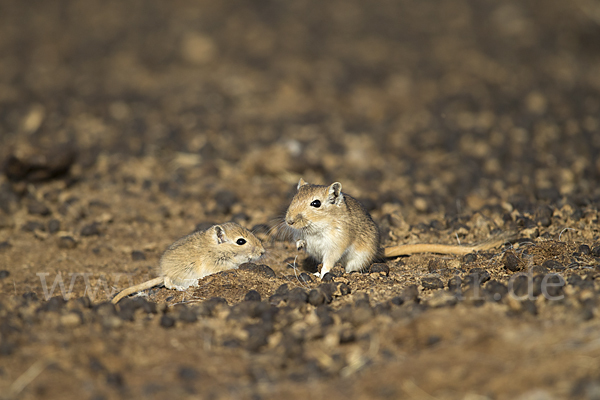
[462,253,477,264]
[370,263,390,276]
[534,205,553,227]
[60,312,82,327]
[0,241,11,252]
[542,259,565,271]
[288,287,308,304]
[47,219,60,233]
[0,270,9,279]
[238,263,276,278]
[465,268,491,285]
[27,200,51,216]
[244,290,261,302]
[321,272,335,282]
[308,289,326,306]
[448,276,462,291]
[503,251,520,272]
[421,277,444,290]
[178,366,200,381]
[401,285,419,303]
[160,315,176,328]
[298,272,313,283]
[22,221,46,232]
[81,222,100,236]
[592,246,600,257]
[131,250,146,261]
[579,245,591,256]
[58,236,77,249]
[332,282,351,296]
[178,307,198,323]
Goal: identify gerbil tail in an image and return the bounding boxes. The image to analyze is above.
[383,230,518,258]
[111,277,164,305]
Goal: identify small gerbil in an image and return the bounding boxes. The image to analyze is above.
[285,179,515,278]
[111,222,265,304]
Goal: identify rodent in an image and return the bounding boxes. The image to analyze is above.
[285,179,515,278]
[111,222,265,304]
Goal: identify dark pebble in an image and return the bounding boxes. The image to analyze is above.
[160,315,176,328]
[530,265,548,275]
[0,270,9,279]
[517,216,536,229]
[317,283,334,303]
[93,302,117,316]
[390,296,404,306]
[298,272,313,283]
[39,296,66,312]
[462,253,477,264]
[76,296,92,308]
[275,284,289,296]
[244,290,261,302]
[503,251,520,272]
[465,268,491,285]
[268,294,286,305]
[131,250,146,261]
[22,220,46,232]
[592,246,600,257]
[288,287,308,304]
[27,201,51,216]
[0,342,17,356]
[316,306,334,326]
[534,205,553,227]
[542,259,565,271]
[0,182,19,214]
[370,263,390,276]
[81,222,100,236]
[332,282,351,296]
[238,263,276,278]
[22,292,39,302]
[106,372,125,388]
[401,284,419,303]
[178,307,198,323]
[178,366,200,381]
[308,289,326,306]
[579,245,591,256]
[484,280,508,302]
[58,236,77,249]
[47,219,60,233]
[321,272,335,282]
[544,274,565,297]
[0,241,11,252]
[4,145,76,182]
[421,277,444,290]
[245,324,270,351]
[521,300,537,315]
[448,276,462,291]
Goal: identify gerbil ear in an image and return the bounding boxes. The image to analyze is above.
[214,225,226,244]
[297,178,308,190]
[327,182,344,205]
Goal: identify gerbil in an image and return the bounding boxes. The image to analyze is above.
[111,222,265,304]
[285,179,515,278]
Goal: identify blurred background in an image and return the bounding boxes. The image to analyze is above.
[1,0,600,216]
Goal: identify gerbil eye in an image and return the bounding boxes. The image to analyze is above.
[310,200,321,208]
[236,238,247,245]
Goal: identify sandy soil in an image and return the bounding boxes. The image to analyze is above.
[1,0,600,399]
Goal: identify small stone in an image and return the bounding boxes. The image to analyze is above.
[27,201,51,216]
[465,268,491,285]
[308,289,326,306]
[503,251,520,272]
[321,272,335,282]
[81,222,100,236]
[448,276,461,291]
[131,250,146,261]
[60,312,82,327]
[275,284,289,296]
[463,253,477,263]
[47,219,60,233]
[592,246,600,257]
[238,263,276,278]
[244,290,261,302]
[390,296,404,306]
[578,245,591,256]
[40,296,66,312]
[0,270,9,279]
[22,221,45,232]
[178,307,198,323]
[534,205,553,227]
[178,366,200,381]
[58,236,77,249]
[160,315,176,328]
[0,241,11,252]
[370,263,390,276]
[106,372,125,388]
[298,272,313,283]
[542,259,565,271]
[332,282,351,296]
[421,277,444,290]
[428,291,458,308]
[288,287,308,304]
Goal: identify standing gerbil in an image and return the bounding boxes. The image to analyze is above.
[111,222,265,304]
[285,179,515,278]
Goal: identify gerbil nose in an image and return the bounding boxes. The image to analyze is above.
[285,217,295,226]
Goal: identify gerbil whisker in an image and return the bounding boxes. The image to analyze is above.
[288,255,309,289]
[558,227,575,241]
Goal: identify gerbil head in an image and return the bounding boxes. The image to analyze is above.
[285,179,345,231]
[211,222,265,265]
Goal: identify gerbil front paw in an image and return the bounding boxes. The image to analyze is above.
[296,239,306,251]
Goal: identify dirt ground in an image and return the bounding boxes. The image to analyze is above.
[1,0,600,399]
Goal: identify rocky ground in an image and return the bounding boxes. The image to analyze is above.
[1,0,600,399]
